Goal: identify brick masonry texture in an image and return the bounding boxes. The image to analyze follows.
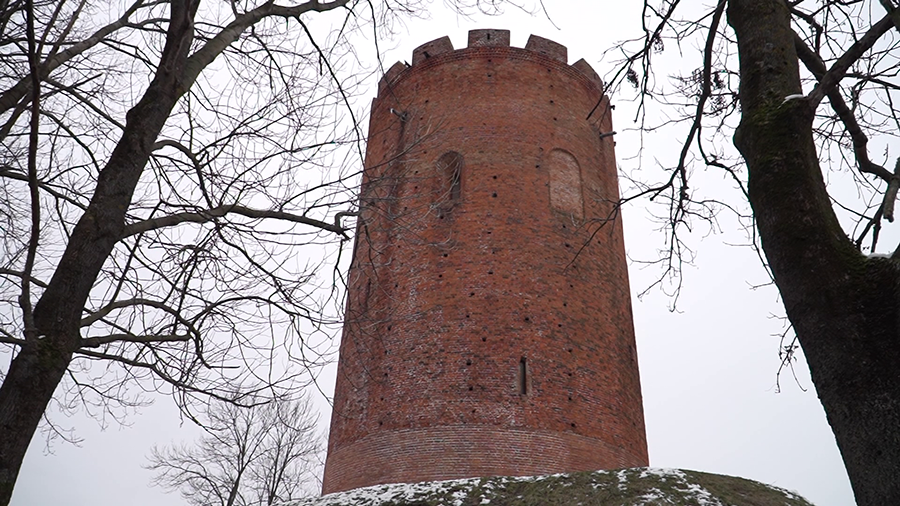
[322,29,649,495]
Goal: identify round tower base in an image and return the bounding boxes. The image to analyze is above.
[321,425,647,494]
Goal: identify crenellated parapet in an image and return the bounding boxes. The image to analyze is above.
[377,29,605,98]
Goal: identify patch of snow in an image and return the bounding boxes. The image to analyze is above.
[449,488,467,506]
[614,469,628,491]
[289,476,484,506]
[783,93,805,104]
[636,488,665,506]
[680,482,719,506]
[638,467,685,480]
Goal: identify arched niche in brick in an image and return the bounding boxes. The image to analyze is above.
[435,151,463,204]
[548,148,584,219]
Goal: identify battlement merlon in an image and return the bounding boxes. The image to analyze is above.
[376,29,605,97]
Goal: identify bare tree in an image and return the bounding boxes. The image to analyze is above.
[0,0,512,503]
[605,1,900,504]
[147,396,320,506]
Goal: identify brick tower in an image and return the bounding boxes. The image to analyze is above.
[322,30,648,494]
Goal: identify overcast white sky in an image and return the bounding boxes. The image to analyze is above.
[10,2,859,506]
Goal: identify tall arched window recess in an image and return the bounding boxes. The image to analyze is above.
[548,148,584,219]
[435,151,463,204]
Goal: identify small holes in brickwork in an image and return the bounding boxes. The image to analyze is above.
[524,317,530,322]
[568,396,573,401]
[438,274,443,278]
[466,359,472,366]
[488,271,493,275]
[468,386,474,391]
[442,253,449,257]
[387,326,392,331]
[492,192,497,197]
[482,337,487,342]
[469,292,475,297]
[492,175,497,180]
[571,423,576,428]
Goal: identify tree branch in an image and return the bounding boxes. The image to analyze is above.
[80,297,196,329]
[73,349,238,403]
[20,0,42,341]
[0,0,148,115]
[883,157,900,222]
[0,327,24,346]
[793,33,893,183]
[120,204,350,239]
[0,166,89,211]
[80,333,190,348]
[0,267,48,288]
[807,14,894,108]
[181,0,351,92]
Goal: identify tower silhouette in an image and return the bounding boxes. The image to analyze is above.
[322,29,648,494]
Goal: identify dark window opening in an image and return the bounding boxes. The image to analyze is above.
[518,357,528,395]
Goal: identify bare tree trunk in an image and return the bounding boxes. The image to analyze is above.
[728,1,900,504]
[0,1,197,503]
[226,469,243,506]
[0,340,71,503]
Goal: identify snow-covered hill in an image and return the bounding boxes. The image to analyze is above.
[294,468,814,505]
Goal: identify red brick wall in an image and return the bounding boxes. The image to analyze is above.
[322,29,648,495]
